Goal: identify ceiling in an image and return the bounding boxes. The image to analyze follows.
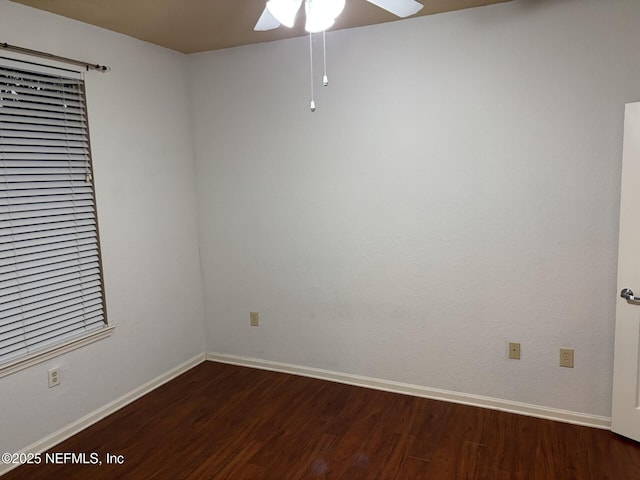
[10,0,512,54]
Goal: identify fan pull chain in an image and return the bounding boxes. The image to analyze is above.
[309,32,316,112]
[322,30,328,86]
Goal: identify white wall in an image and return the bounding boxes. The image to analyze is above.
[0,0,205,455]
[190,0,640,418]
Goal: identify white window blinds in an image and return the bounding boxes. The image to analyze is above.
[0,59,107,365]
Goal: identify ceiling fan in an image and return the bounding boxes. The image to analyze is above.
[254,0,424,33]
[254,0,424,112]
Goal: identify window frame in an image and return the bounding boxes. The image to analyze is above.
[0,54,113,377]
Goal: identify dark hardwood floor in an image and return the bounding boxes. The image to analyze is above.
[4,361,640,479]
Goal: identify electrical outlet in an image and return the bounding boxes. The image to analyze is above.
[250,312,259,327]
[48,368,60,388]
[508,342,521,360]
[560,348,574,368]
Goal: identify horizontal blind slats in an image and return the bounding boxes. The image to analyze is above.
[0,121,86,136]
[0,317,104,360]
[0,270,101,301]
[0,91,83,108]
[1,185,93,198]
[0,145,88,154]
[0,231,96,254]
[0,210,95,226]
[0,68,84,87]
[0,99,84,115]
[1,293,103,327]
[0,193,93,207]
[0,63,106,364]
[0,235,96,259]
[0,218,96,238]
[0,307,103,338]
[1,181,90,191]
[5,313,104,346]
[0,259,100,284]
[0,275,101,306]
[1,84,83,102]
[0,201,95,215]
[0,106,83,123]
[0,248,98,276]
[0,285,102,316]
[0,113,85,130]
[0,155,88,163]
[0,139,88,149]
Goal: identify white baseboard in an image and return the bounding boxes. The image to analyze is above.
[206,352,611,430]
[0,353,206,477]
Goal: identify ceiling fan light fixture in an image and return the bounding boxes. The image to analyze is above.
[305,11,334,32]
[304,0,343,33]
[305,16,335,33]
[266,0,302,28]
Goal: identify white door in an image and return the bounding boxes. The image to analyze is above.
[612,102,640,442]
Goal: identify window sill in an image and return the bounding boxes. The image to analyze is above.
[0,325,115,378]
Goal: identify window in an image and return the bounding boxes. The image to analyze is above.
[0,58,110,375]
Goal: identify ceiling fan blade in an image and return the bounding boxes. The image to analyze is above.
[266,0,303,28]
[254,7,281,31]
[366,0,424,18]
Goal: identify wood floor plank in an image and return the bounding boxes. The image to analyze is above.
[406,398,452,461]
[4,361,640,479]
[416,402,480,478]
[283,433,338,480]
[392,456,433,480]
[476,406,513,474]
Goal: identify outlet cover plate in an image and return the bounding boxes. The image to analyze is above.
[48,368,60,388]
[560,348,574,368]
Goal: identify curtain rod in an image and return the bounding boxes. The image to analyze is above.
[1,42,110,72]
